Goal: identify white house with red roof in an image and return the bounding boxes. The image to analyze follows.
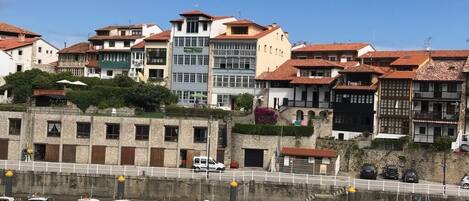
[292,42,375,62]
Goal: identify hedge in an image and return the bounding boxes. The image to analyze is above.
[233,123,314,137]
[165,105,230,119]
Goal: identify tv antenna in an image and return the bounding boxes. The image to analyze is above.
[424,37,432,51]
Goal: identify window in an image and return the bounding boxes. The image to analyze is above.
[47,121,61,137]
[8,118,21,135]
[231,26,248,34]
[106,123,120,139]
[448,128,455,136]
[132,30,142,36]
[322,158,331,164]
[38,47,42,53]
[147,48,167,65]
[193,127,207,143]
[419,127,426,134]
[328,56,336,61]
[121,30,126,36]
[186,18,199,33]
[38,59,42,64]
[202,22,208,31]
[76,122,91,138]
[419,83,429,92]
[16,65,22,72]
[109,41,115,47]
[176,23,183,31]
[107,70,113,76]
[18,50,22,55]
[149,69,164,79]
[135,125,150,140]
[124,41,130,47]
[447,83,457,92]
[165,126,179,142]
[308,157,315,164]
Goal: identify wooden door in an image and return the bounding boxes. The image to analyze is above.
[45,144,59,162]
[120,147,135,165]
[150,148,164,167]
[91,146,106,164]
[185,150,200,168]
[0,139,8,160]
[244,149,264,167]
[62,145,76,163]
[217,149,225,164]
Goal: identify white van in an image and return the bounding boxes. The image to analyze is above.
[192,156,225,171]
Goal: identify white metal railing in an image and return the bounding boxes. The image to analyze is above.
[0,160,468,197]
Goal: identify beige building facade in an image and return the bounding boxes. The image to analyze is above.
[0,109,218,168]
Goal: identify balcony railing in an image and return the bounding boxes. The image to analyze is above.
[413,111,459,121]
[413,91,461,100]
[284,100,330,109]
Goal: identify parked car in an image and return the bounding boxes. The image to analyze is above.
[382,165,399,180]
[360,164,377,180]
[460,174,469,189]
[192,156,225,171]
[402,169,419,183]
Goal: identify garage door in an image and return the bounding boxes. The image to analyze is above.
[244,149,264,167]
[150,148,164,167]
[0,139,8,160]
[62,145,76,163]
[45,144,60,162]
[91,146,106,164]
[120,147,135,165]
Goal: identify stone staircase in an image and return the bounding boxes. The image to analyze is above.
[302,187,346,201]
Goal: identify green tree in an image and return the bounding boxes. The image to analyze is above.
[125,83,177,112]
[433,136,453,151]
[112,74,136,88]
[234,93,254,111]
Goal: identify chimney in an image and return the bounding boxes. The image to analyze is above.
[284,31,289,38]
[64,42,67,48]
[271,22,278,27]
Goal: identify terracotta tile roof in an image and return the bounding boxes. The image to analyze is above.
[88,35,143,41]
[131,41,145,49]
[290,76,337,85]
[180,10,213,18]
[214,26,279,40]
[86,60,98,68]
[340,61,360,69]
[144,30,171,42]
[291,59,347,69]
[390,54,429,66]
[282,147,337,158]
[360,50,469,59]
[256,59,297,81]
[212,16,233,20]
[224,19,266,28]
[380,71,416,79]
[339,64,390,74]
[0,37,38,51]
[32,89,65,97]
[58,42,91,54]
[96,49,131,52]
[415,59,465,81]
[334,84,378,91]
[293,43,370,52]
[463,57,469,73]
[95,24,154,31]
[0,22,40,37]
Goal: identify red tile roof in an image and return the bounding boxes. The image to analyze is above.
[32,89,65,97]
[224,19,266,29]
[282,147,337,158]
[293,43,370,52]
[0,37,38,51]
[144,30,171,42]
[290,76,337,85]
[88,35,144,41]
[415,59,465,81]
[390,54,429,66]
[463,57,469,73]
[360,50,469,59]
[0,22,40,37]
[177,10,232,21]
[95,24,155,31]
[214,26,279,40]
[131,41,145,49]
[291,59,347,69]
[380,71,416,80]
[339,64,390,74]
[58,42,91,54]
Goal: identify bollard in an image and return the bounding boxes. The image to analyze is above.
[347,186,356,201]
[116,175,125,200]
[229,180,238,201]
[4,170,13,197]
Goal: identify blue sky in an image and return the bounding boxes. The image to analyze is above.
[1,0,469,50]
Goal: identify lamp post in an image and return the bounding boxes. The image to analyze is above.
[206,115,212,179]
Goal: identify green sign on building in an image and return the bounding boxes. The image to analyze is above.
[184,47,203,53]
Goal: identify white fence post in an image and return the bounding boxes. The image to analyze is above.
[232,171,235,181]
[367,180,370,190]
[427,184,429,195]
[292,173,295,184]
[96,165,98,175]
[110,165,112,175]
[264,172,267,181]
[4,160,7,170]
[45,162,48,172]
[191,169,194,179]
[397,182,400,193]
[72,163,75,173]
[124,166,127,176]
[59,163,62,173]
[164,167,167,178]
[32,161,35,172]
[178,168,180,179]
[242,171,245,181]
[320,175,323,185]
[334,175,337,186]
[412,183,415,194]
[251,171,254,181]
[86,164,89,174]
[382,181,385,191]
[278,172,281,182]
[150,167,153,177]
[219,170,221,181]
